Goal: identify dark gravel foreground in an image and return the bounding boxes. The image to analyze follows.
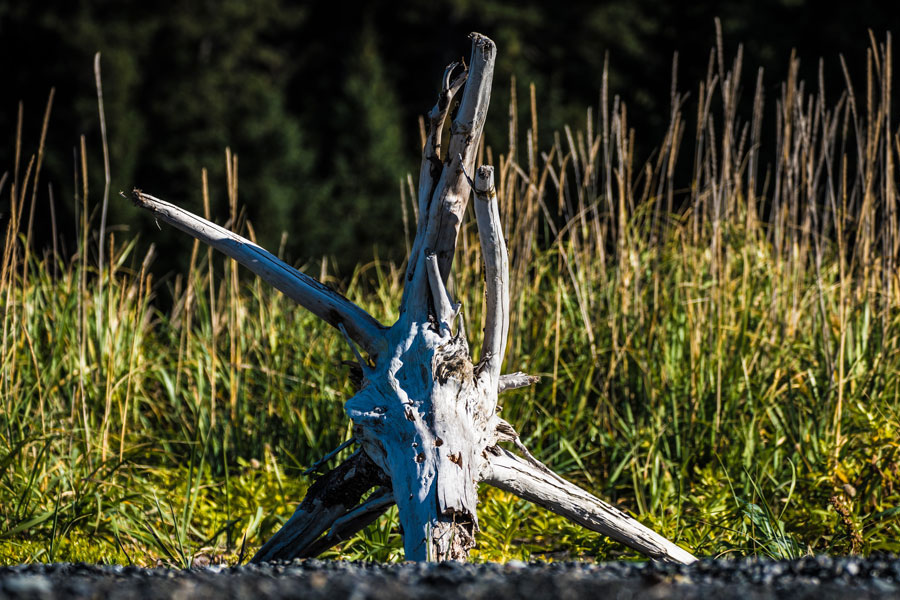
[2,556,899,600]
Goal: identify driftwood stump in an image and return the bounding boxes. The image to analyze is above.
[131,33,696,564]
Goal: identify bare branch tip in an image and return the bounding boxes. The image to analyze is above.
[468,32,495,52]
[443,61,464,88]
[474,165,496,197]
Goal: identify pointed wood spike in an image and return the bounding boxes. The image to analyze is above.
[425,252,456,335]
[498,372,541,393]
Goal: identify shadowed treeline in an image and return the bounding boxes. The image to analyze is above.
[0,0,893,273]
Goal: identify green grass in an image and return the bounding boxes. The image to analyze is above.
[2,31,900,565]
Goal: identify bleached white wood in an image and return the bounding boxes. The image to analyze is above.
[498,372,541,393]
[344,323,490,561]
[326,35,501,561]
[471,165,509,381]
[425,33,495,282]
[405,33,496,324]
[130,190,387,356]
[402,62,467,316]
[425,253,456,334]
[483,448,697,564]
[418,62,466,222]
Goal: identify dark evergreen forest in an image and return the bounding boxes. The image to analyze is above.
[0,0,892,272]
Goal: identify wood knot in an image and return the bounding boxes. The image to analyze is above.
[433,337,474,384]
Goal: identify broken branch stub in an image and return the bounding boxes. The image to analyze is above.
[133,32,696,565]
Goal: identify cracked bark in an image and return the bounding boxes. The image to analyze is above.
[132,32,696,565]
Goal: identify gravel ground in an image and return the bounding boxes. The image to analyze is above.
[1,556,899,600]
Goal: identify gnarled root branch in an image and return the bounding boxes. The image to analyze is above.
[250,451,387,563]
[483,448,696,564]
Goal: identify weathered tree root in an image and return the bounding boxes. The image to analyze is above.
[132,32,696,565]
